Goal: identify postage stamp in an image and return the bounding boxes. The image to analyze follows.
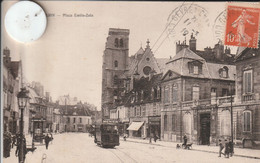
[224,5,260,48]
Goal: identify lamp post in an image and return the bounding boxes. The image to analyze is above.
[31,111,36,149]
[230,74,236,155]
[17,88,30,163]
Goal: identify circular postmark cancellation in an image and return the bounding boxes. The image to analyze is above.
[5,1,47,43]
[166,3,210,43]
[213,10,227,43]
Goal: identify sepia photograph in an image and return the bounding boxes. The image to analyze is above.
[1,1,260,163]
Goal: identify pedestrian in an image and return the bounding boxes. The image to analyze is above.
[15,136,27,163]
[228,138,234,157]
[3,131,12,158]
[149,132,154,143]
[218,138,225,157]
[154,133,158,143]
[183,134,187,146]
[123,133,127,141]
[12,134,17,148]
[45,134,50,149]
[49,132,54,144]
[224,139,230,158]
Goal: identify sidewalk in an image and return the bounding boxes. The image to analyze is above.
[121,137,260,160]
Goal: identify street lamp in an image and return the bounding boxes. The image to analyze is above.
[230,73,236,156]
[17,87,30,163]
[31,111,36,149]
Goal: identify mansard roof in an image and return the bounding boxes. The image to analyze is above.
[164,48,236,81]
[170,48,205,62]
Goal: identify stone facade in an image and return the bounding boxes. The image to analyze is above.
[232,46,260,147]
[160,45,236,144]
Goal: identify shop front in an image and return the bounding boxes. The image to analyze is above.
[148,116,161,138]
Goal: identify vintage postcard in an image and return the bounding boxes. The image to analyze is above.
[1,1,260,163]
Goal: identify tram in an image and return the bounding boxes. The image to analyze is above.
[94,123,120,148]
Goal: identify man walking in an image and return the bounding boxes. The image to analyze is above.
[218,138,225,157]
[15,136,27,163]
[44,134,50,150]
[183,134,188,148]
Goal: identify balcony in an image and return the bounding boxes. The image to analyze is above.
[243,93,259,102]
[217,96,234,105]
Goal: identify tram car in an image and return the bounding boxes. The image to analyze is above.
[94,123,120,148]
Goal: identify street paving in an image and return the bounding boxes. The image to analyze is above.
[3,133,260,163]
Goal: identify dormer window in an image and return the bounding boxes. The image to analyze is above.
[194,66,199,74]
[188,61,202,74]
[219,66,229,78]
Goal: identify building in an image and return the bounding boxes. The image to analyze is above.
[103,29,167,138]
[101,29,239,144]
[53,105,65,133]
[231,45,260,148]
[161,44,236,145]
[101,28,130,120]
[27,86,48,136]
[3,47,22,134]
[61,104,92,132]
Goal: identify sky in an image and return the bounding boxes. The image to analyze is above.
[2,1,243,110]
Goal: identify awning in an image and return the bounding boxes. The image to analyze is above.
[127,122,144,131]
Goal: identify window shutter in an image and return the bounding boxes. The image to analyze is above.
[248,72,252,93]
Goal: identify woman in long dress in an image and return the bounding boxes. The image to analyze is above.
[232,9,255,46]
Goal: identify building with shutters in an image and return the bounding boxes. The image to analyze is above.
[231,45,260,148]
[160,35,236,145]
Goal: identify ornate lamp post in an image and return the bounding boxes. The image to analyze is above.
[17,88,30,163]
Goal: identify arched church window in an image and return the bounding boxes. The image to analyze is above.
[120,39,124,47]
[114,60,118,68]
[114,38,119,48]
[113,75,118,85]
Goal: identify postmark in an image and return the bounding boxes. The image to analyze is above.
[166,3,210,43]
[224,5,260,48]
[213,10,227,43]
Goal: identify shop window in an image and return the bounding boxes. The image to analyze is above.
[243,70,253,94]
[243,111,251,132]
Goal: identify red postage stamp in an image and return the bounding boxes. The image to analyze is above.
[225,5,260,48]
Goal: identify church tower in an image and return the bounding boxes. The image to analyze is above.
[101,28,130,120]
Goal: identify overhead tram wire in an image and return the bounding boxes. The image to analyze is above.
[153,2,194,54]
[151,1,186,50]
